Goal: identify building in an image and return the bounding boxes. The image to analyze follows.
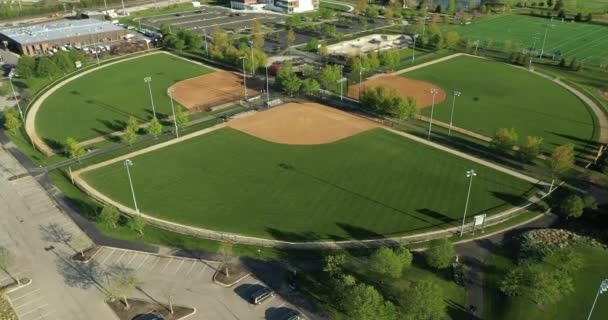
[0,19,127,56]
[231,0,318,13]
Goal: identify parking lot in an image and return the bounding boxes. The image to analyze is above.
[91,246,311,320]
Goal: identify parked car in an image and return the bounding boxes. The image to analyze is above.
[249,286,274,305]
[283,310,303,320]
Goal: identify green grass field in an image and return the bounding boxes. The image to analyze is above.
[82,127,535,241]
[403,56,597,155]
[442,14,608,66]
[35,53,211,146]
[484,244,608,320]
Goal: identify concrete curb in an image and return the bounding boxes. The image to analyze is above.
[2,278,32,294]
[212,265,251,288]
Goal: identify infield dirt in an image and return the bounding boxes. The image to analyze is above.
[348,75,447,107]
[228,102,378,144]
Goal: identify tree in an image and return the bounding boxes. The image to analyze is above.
[306,37,319,51]
[397,96,418,120]
[560,195,584,219]
[491,127,519,153]
[319,42,329,57]
[446,0,456,14]
[282,75,301,96]
[342,283,398,320]
[384,7,394,22]
[286,15,302,28]
[174,106,188,128]
[36,57,60,78]
[3,108,21,134]
[425,238,455,269]
[98,205,120,229]
[286,28,296,48]
[251,20,264,49]
[354,0,368,14]
[547,143,575,175]
[122,116,139,146]
[211,27,229,50]
[319,7,334,19]
[65,137,86,162]
[395,246,413,268]
[518,136,543,161]
[369,247,403,278]
[146,116,163,138]
[301,78,320,96]
[51,50,74,74]
[127,214,146,236]
[106,267,141,309]
[365,5,379,18]
[159,23,172,36]
[444,31,460,49]
[0,247,19,285]
[359,16,368,30]
[302,64,315,78]
[323,254,349,275]
[219,242,234,277]
[318,64,341,89]
[379,49,400,70]
[402,280,446,320]
[16,56,36,79]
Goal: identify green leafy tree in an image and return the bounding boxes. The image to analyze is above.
[547,143,575,176]
[175,106,189,128]
[397,96,418,120]
[446,0,456,14]
[159,23,172,36]
[302,64,315,78]
[354,0,368,14]
[342,283,398,320]
[65,137,86,162]
[146,116,163,138]
[301,78,320,96]
[384,7,394,22]
[251,20,264,49]
[395,246,413,268]
[318,64,341,90]
[369,247,403,278]
[517,136,543,161]
[319,7,334,19]
[560,195,584,219]
[306,37,319,51]
[365,5,379,18]
[491,127,519,153]
[98,205,120,229]
[425,238,455,269]
[282,75,301,96]
[319,42,328,57]
[287,28,296,47]
[379,49,400,70]
[105,267,142,309]
[16,56,36,79]
[286,15,302,28]
[36,57,60,78]
[121,116,139,146]
[127,214,146,236]
[402,280,446,320]
[51,50,74,73]
[443,31,460,49]
[3,108,22,134]
[323,253,349,275]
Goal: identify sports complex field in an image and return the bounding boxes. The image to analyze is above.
[35,53,212,146]
[80,103,537,241]
[442,14,608,66]
[401,56,597,154]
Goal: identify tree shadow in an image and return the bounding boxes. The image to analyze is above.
[446,299,470,320]
[39,222,75,252]
[53,251,106,292]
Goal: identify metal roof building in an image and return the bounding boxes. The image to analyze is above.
[0,19,126,56]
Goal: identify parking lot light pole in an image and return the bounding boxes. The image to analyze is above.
[7,75,24,122]
[240,57,248,100]
[448,90,461,136]
[124,159,139,214]
[411,34,417,64]
[203,29,209,56]
[460,169,477,236]
[427,88,438,140]
[587,279,608,320]
[94,50,100,65]
[168,88,179,138]
[143,77,156,118]
[265,65,270,105]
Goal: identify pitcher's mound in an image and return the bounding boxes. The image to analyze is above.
[348,75,446,107]
[171,71,262,111]
[228,102,378,145]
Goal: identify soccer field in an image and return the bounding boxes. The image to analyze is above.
[82,128,536,241]
[403,56,597,155]
[442,14,608,66]
[35,53,212,146]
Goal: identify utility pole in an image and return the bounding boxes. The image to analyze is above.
[124,159,139,214]
[143,77,156,118]
[539,23,554,58]
[460,169,477,236]
[168,88,179,138]
[448,90,461,136]
[587,279,608,320]
[427,88,438,140]
[240,57,248,100]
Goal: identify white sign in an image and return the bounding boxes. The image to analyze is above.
[192,1,201,7]
[473,214,486,227]
[75,61,82,69]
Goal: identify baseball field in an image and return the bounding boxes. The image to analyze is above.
[80,103,536,241]
[35,53,219,147]
[400,56,597,154]
[442,14,608,66]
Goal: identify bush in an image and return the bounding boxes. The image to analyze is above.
[425,238,455,269]
[369,247,403,278]
[560,195,584,219]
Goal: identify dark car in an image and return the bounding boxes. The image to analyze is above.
[283,310,303,320]
[250,286,274,305]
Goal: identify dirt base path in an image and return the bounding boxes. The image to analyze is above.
[228,102,378,144]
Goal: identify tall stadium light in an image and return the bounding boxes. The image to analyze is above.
[240,57,248,100]
[529,34,540,69]
[587,279,608,320]
[120,0,126,16]
[94,50,100,66]
[168,88,179,138]
[248,40,255,76]
[448,90,461,136]
[265,64,270,105]
[143,77,156,118]
[460,169,477,236]
[539,24,554,58]
[411,34,417,64]
[473,40,480,56]
[203,29,209,56]
[7,73,24,122]
[124,159,139,214]
[427,88,438,140]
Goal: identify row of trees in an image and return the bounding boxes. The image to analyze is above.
[360,86,418,120]
[345,49,402,80]
[98,205,146,236]
[17,50,88,80]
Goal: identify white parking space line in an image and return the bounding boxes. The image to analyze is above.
[197,263,208,277]
[136,255,149,270]
[100,248,116,264]
[185,260,198,276]
[27,310,55,320]
[148,256,161,270]
[173,259,186,274]
[10,288,40,302]
[126,253,138,267]
[161,258,173,273]
[114,251,127,264]
[14,296,44,309]
[18,304,49,317]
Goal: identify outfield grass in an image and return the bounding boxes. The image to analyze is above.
[403,56,597,155]
[82,127,535,241]
[35,53,211,146]
[442,14,608,67]
[484,244,608,320]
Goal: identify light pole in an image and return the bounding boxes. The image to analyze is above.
[94,50,100,65]
[587,279,608,320]
[248,40,255,76]
[529,35,540,69]
[168,88,179,138]
[337,65,345,101]
[411,34,417,64]
[448,90,461,136]
[427,88,438,140]
[124,159,139,214]
[7,74,24,122]
[240,57,248,100]
[539,24,554,58]
[460,169,477,236]
[143,77,156,118]
[265,64,270,105]
[120,0,126,16]
[473,40,479,56]
[203,29,209,56]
